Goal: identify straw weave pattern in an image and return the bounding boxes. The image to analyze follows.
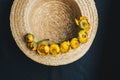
[10,0,98,66]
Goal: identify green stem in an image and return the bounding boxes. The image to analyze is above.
[36,39,50,44]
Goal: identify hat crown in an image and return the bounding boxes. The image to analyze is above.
[25,0,81,44]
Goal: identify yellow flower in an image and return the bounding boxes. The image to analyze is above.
[25,33,34,43]
[78,30,89,43]
[37,43,49,56]
[27,41,37,51]
[49,44,60,56]
[80,16,91,31]
[75,16,91,31]
[60,41,70,53]
[80,19,91,31]
[70,38,80,49]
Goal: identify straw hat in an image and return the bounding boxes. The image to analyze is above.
[10,0,98,66]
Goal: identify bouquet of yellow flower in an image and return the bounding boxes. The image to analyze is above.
[24,16,91,56]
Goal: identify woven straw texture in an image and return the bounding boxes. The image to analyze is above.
[10,0,98,66]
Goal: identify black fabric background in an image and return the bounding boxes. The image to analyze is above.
[0,0,119,80]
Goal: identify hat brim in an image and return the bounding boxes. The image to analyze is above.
[10,0,98,66]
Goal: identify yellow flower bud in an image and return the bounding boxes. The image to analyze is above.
[37,43,49,56]
[27,41,37,51]
[60,41,70,53]
[49,44,60,56]
[70,38,80,49]
[25,33,34,43]
[78,30,89,43]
